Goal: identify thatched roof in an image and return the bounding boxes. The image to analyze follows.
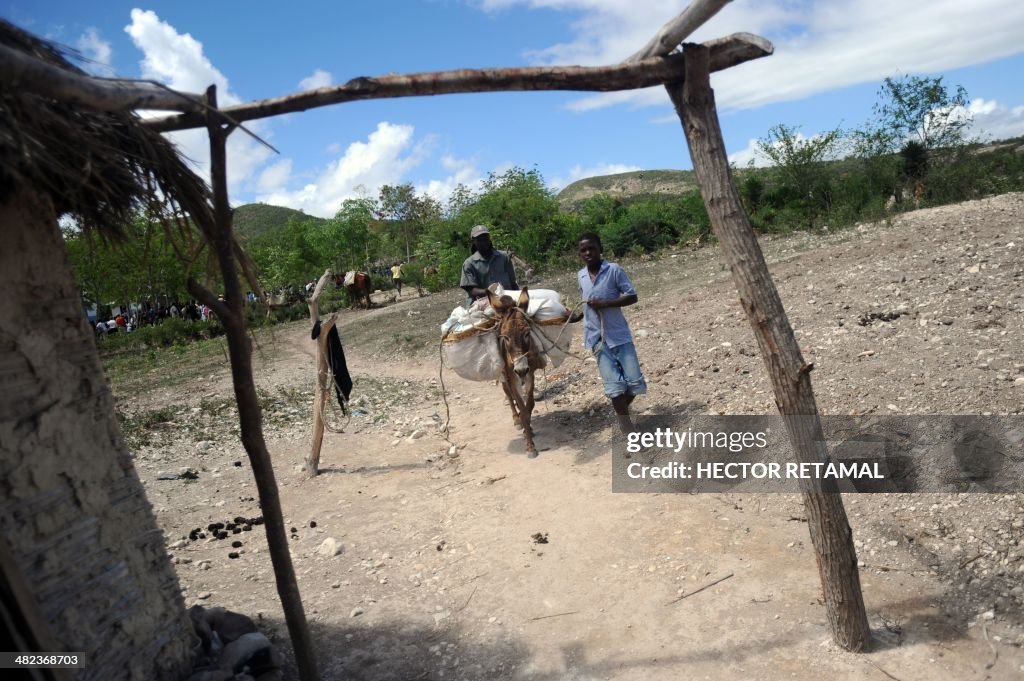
[0,20,213,239]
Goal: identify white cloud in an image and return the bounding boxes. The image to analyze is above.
[257,159,293,193]
[419,154,484,205]
[257,122,432,217]
[124,9,273,193]
[727,138,766,167]
[549,161,642,190]
[967,98,1024,141]
[298,68,333,90]
[125,9,234,101]
[76,28,113,76]
[481,1,1024,114]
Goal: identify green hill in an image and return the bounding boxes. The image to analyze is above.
[557,169,698,208]
[233,203,326,242]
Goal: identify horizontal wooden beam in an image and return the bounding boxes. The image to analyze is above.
[0,41,205,113]
[146,33,772,133]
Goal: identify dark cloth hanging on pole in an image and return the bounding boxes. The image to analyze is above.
[311,320,353,411]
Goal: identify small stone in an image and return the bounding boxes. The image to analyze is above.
[350,607,364,617]
[981,610,996,621]
[169,539,188,549]
[196,441,214,453]
[197,591,212,600]
[318,538,343,557]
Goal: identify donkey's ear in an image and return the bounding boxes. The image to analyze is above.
[486,287,503,310]
[517,286,530,311]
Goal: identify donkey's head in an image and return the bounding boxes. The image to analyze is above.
[488,287,534,377]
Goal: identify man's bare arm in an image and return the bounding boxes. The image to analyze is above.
[588,293,638,310]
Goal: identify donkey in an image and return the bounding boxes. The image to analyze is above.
[332,272,372,309]
[488,286,545,457]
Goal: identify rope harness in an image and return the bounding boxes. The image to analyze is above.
[437,298,593,436]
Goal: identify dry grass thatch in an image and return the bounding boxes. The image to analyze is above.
[0,19,214,243]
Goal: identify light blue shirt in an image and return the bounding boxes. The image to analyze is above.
[578,260,637,351]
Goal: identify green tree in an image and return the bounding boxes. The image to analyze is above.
[250,216,322,288]
[854,75,972,205]
[454,167,563,266]
[757,123,845,227]
[377,184,441,262]
[863,75,971,155]
[64,218,195,311]
[332,197,379,270]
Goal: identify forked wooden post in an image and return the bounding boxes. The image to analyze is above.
[667,45,871,651]
[196,87,322,680]
[306,269,334,477]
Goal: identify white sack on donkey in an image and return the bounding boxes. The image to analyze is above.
[440,284,576,382]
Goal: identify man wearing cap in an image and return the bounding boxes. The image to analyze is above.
[460,224,519,306]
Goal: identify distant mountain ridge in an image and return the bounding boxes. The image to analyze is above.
[557,169,698,208]
[232,203,325,242]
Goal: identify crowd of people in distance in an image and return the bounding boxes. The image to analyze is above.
[93,300,218,338]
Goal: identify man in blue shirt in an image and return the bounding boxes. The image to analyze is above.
[577,232,647,434]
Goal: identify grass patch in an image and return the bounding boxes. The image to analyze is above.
[102,334,231,395]
[117,404,180,448]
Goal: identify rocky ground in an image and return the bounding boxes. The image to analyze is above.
[111,193,1024,680]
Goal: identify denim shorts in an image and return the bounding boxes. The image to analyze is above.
[594,341,647,399]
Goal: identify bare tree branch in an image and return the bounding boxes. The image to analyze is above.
[145,33,771,133]
[0,41,204,113]
[626,0,734,62]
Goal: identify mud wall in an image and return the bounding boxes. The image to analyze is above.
[0,193,196,680]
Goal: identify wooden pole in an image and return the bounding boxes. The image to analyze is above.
[144,33,771,132]
[667,44,871,652]
[196,86,322,680]
[626,0,733,62]
[306,270,334,478]
[0,41,204,113]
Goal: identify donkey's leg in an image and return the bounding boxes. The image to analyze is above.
[500,372,522,428]
[521,370,537,457]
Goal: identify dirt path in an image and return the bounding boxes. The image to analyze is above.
[123,193,1024,680]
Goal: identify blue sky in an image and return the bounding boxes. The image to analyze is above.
[7,1,1024,217]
